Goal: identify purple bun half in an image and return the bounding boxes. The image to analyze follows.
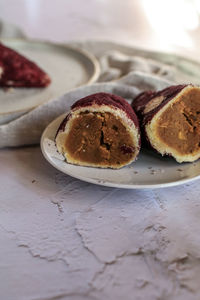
[0,42,51,87]
[56,92,141,169]
[132,84,200,163]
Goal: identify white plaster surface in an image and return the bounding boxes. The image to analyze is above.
[1,147,200,300]
[1,1,200,299]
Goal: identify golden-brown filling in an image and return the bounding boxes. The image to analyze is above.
[64,112,136,166]
[156,87,200,155]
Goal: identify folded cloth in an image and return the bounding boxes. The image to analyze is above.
[0,21,175,148]
[98,51,176,82]
[0,72,172,148]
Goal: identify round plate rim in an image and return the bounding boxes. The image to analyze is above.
[40,115,200,189]
[0,38,100,116]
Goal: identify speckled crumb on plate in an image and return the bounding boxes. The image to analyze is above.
[43,138,65,161]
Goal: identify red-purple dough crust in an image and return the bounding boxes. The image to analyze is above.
[0,42,51,87]
[132,85,187,125]
[57,92,140,136]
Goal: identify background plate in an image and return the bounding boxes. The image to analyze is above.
[0,38,100,124]
[41,115,200,189]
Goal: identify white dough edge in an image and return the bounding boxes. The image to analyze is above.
[145,85,200,163]
[55,104,140,169]
[0,66,3,79]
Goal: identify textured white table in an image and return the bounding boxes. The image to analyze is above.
[1,1,200,300]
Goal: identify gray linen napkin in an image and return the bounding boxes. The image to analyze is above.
[0,72,172,147]
[0,21,176,148]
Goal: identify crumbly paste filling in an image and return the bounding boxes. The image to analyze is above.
[156,87,200,155]
[64,112,136,166]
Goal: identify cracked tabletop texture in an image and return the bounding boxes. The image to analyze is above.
[1,147,200,300]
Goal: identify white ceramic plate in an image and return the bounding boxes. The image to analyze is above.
[41,114,200,189]
[0,38,100,124]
